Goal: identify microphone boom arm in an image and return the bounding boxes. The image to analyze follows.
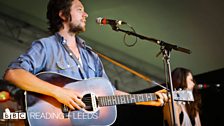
[112,26,191,54]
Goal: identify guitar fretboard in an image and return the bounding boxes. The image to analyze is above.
[98,93,157,107]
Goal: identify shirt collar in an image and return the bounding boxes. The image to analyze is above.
[55,32,86,48]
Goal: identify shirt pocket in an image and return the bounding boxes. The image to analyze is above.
[56,60,76,70]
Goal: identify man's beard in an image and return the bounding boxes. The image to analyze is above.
[68,22,85,34]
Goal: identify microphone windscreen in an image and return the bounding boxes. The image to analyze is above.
[96,17,103,24]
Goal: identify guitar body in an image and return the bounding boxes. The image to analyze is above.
[25,72,194,126]
[26,72,117,126]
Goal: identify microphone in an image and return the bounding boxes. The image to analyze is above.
[96,17,127,26]
[196,83,222,89]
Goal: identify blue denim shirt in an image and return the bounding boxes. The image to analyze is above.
[8,33,109,80]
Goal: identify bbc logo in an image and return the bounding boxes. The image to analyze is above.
[3,112,26,119]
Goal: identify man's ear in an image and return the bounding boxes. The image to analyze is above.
[59,11,66,21]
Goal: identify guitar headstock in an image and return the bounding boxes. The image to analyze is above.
[173,90,194,102]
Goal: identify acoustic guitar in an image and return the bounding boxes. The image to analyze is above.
[25,72,194,126]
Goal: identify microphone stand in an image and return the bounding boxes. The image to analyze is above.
[111,25,191,126]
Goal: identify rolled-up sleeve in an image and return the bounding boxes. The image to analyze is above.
[7,41,47,74]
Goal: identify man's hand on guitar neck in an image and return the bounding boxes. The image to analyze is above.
[115,89,168,107]
[136,89,168,107]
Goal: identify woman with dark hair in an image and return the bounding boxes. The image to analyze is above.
[163,67,202,126]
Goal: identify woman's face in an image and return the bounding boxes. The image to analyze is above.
[186,73,195,90]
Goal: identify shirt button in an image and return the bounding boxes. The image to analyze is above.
[69,53,72,56]
[62,40,67,44]
[67,64,70,68]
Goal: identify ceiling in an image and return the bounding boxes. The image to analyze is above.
[0,0,224,85]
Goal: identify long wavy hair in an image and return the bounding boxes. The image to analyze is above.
[47,0,74,34]
[171,67,201,120]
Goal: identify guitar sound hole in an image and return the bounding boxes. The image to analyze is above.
[82,94,98,111]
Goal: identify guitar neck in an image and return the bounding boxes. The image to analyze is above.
[98,89,194,107]
[98,93,157,107]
